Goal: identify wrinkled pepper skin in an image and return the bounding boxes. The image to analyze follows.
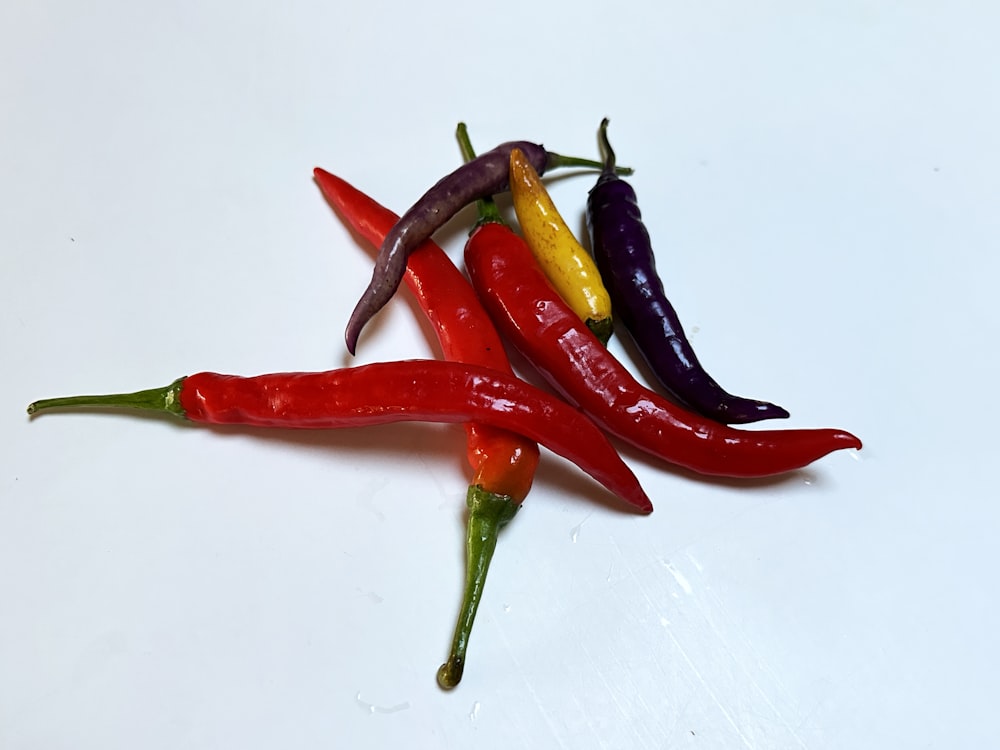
[314,167,539,502]
[509,148,613,344]
[27,360,653,514]
[464,226,862,477]
[586,120,789,424]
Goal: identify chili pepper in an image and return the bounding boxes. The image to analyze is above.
[508,146,614,344]
[313,167,540,687]
[26,361,652,507]
[341,134,634,355]
[464,227,862,478]
[586,119,789,424]
[315,167,539,501]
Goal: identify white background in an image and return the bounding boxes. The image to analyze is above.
[2,2,997,748]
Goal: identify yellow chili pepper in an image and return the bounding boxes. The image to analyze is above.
[508,147,614,344]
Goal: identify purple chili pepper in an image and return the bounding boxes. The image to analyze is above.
[586,119,789,425]
[343,129,631,355]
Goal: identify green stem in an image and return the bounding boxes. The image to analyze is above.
[436,485,518,690]
[597,117,617,175]
[547,151,632,175]
[455,123,504,226]
[26,378,187,418]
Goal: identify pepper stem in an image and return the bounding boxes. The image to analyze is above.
[547,150,631,175]
[26,378,188,418]
[597,117,617,175]
[436,485,518,690]
[455,123,504,226]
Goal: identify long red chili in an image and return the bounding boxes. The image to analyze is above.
[26,361,652,507]
[314,167,542,688]
[341,138,633,355]
[464,229,862,477]
[314,167,539,503]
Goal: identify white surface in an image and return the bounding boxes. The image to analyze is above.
[2,2,997,748]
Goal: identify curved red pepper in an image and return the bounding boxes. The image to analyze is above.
[314,167,538,503]
[464,225,862,477]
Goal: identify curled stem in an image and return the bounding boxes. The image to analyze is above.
[598,117,617,175]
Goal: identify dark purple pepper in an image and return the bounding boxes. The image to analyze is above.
[586,119,789,425]
[343,129,630,355]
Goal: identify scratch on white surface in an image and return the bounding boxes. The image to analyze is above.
[579,638,649,750]
[570,512,593,543]
[492,623,573,750]
[569,691,603,748]
[651,555,811,749]
[698,585,810,749]
[354,692,410,715]
[354,587,383,604]
[469,701,481,721]
[663,625,757,749]
[357,477,387,521]
[661,561,694,595]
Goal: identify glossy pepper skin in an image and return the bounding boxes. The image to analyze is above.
[587,119,789,424]
[342,137,632,355]
[27,361,653,513]
[464,230,862,477]
[314,167,539,503]
[509,147,614,344]
[313,167,540,689]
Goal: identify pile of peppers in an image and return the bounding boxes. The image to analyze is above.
[27,120,861,690]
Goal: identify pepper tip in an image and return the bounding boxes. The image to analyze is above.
[344,321,360,356]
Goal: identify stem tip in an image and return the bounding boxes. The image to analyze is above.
[436,658,464,690]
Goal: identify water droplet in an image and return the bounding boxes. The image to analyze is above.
[469,701,481,720]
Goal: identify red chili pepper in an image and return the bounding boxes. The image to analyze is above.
[314,167,542,688]
[314,167,539,503]
[464,221,863,477]
[28,358,653,690]
[26,361,651,511]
